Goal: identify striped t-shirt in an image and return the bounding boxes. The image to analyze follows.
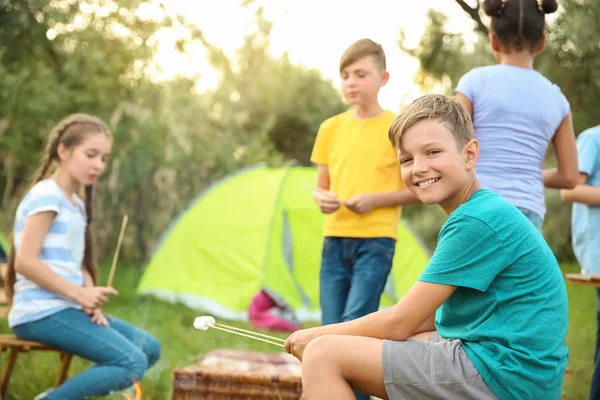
[8,179,86,328]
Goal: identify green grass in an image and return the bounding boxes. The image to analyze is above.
[0,263,596,399]
[562,262,597,400]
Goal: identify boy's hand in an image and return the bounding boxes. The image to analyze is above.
[284,327,322,361]
[345,194,377,214]
[313,189,341,214]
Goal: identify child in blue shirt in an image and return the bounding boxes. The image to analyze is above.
[455,0,578,231]
[561,125,600,400]
[284,94,569,400]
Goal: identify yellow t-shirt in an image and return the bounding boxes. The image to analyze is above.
[310,110,404,239]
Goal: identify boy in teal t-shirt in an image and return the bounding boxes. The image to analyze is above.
[420,188,568,399]
[283,94,569,400]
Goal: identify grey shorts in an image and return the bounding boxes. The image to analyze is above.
[382,332,498,400]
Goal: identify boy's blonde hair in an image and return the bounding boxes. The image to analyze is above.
[339,39,386,73]
[388,94,474,151]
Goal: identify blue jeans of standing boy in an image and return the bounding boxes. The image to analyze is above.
[13,308,161,399]
[320,237,395,400]
[590,289,600,400]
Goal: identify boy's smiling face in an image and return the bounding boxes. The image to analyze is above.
[397,118,479,214]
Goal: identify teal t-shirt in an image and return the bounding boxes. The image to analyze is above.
[419,189,568,400]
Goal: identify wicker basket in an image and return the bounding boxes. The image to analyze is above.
[172,349,303,400]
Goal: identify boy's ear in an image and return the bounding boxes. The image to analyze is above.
[464,139,479,170]
[380,70,390,87]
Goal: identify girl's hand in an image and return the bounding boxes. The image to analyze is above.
[75,286,119,309]
[284,327,322,361]
[90,308,110,326]
[84,307,110,326]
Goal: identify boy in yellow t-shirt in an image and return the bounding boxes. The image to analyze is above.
[311,39,417,332]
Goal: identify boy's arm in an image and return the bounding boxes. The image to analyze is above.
[412,312,436,334]
[313,164,341,214]
[371,189,421,207]
[316,164,331,190]
[344,189,420,214]
[318,281,453,341]
[560,173,600,205]
[285,281,454,359]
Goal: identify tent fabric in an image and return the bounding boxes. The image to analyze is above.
[0,232,8,264]
[138,165,430,322]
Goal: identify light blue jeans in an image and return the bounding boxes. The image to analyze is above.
[13,308,160,399]
[517,207,544,232]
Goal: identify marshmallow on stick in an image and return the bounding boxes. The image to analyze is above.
[193,315,286,347]
[193,316,216,331]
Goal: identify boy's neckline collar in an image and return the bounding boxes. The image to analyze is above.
[350,109,389,122]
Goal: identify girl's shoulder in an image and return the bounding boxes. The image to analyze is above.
[475,65,560,87]
[24,179,63,201]
[461,65,566,101]
[18,180,67,214]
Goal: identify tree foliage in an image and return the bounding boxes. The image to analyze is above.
[398,0,600,261]
[0,1,345,263]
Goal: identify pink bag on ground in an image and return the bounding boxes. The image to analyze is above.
[248,289,301,333]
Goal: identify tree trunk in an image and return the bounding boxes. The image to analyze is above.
[2,153,16,208]
[455,0,489,37]
[134,177,151,263]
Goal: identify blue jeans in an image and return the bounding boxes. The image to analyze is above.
[517,207,543,232]
[320,237,395,400]
[590,289,600,400]
[13,308,161,399]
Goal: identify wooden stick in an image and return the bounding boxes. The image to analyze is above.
[107,215,128,287]
[301,183,336,195]
[301,183,341,200]
[194,324,285,347]
[300,183,323,192]
[214,323,286,343]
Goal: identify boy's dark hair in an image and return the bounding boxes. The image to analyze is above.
[388,94,474,152]
[483,0,558,52]
[339,39,386,73]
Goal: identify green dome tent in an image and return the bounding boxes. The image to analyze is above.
[138,165,430,321]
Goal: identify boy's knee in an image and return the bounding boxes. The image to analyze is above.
[303,336,336,370]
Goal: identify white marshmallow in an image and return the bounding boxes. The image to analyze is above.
[193,315,216,331]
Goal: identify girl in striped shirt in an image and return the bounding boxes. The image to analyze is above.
[5,114,160,399]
